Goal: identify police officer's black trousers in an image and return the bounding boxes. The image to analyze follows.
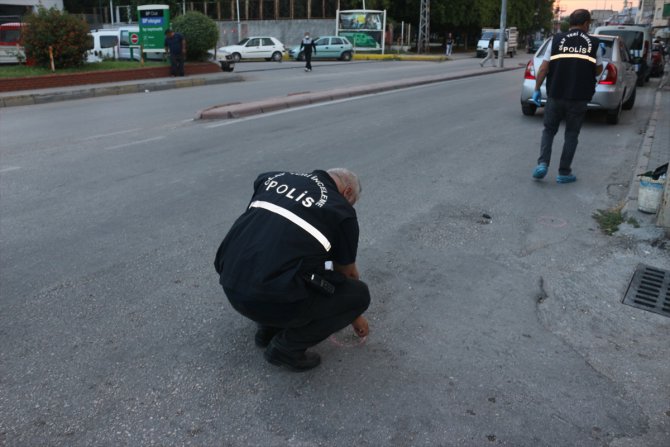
[225,278,370,352]
[538,98,589,175]
[170,54,184,76]
[304,51,312,70]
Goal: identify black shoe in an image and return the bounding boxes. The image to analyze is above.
[264,343,321,372]
[254,326,282,348]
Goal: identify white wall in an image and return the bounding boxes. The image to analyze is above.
[1,0,63,9]
[217,19,337,47]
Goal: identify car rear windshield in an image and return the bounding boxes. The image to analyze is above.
[597,39,614,59]
[597,30,643,51]
[537,38,551,56]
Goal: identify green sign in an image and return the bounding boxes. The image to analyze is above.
[137,4,170,52]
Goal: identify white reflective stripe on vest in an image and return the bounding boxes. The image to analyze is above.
[550,53,597,64]
[249,200,332,252]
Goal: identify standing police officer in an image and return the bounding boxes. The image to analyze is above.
[531,9,603,183]
[300,32,317,72]
[214,168,370,372]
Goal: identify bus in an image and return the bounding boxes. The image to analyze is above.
[0,22,26,64]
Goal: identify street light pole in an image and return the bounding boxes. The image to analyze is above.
[236,0,241,40]
[499,0,507,67]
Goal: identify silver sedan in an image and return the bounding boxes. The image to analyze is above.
[520,34,637,124]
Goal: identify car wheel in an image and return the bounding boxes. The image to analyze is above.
[521,103,537,116]
[622,87,636,110]
[271,51,283,62]
[340,51,352,61]
[232,53,241,62]
[606,99,622,124]
[297,52,305,61]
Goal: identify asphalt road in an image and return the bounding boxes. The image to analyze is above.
[1,62,669,446]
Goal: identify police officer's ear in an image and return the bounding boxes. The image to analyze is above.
[343,186,357,206]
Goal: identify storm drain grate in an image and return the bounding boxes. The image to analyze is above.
[622,264,670,318]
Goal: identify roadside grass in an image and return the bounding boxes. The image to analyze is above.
[0,60,169,78]
[593,204,640,235]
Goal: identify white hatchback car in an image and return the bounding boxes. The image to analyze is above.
[218,36,286,62]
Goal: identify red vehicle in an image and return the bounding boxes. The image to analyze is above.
[0,22,26,64]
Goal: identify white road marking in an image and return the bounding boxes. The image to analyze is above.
[0,166,21,173]
[80,128,143,141]
[103,136,165,150]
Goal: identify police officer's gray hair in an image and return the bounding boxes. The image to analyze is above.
[327,168,362,201]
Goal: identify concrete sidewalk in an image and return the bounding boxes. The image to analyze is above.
[623,68,670,231]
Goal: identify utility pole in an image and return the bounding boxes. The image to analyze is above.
[499,0,507,67]
[418,0,430,54]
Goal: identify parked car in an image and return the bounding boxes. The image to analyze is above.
[650,41,665,77]
[287,36,354,61]
[86,30,119,63]
[216,49,235,72]
[594,24,652,86]
[520,34,637,124]
[217,36,285,62]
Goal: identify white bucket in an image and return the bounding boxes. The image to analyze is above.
[638,177,665,214]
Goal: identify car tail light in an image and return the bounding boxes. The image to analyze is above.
[524,59,535,79]
[599,62,618,85]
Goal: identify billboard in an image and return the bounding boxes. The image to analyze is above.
[337,10,386,53]
[137,4,170,52]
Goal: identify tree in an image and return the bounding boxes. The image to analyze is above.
[23,6,90,69]
[172,11,219,62]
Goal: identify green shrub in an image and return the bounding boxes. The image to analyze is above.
[23,6,90,69]
[172,12,219,61]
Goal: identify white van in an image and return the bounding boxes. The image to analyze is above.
[119,26,164,61]
[594,24,652,86]
[86,30,119,62]
[477,27,518,58]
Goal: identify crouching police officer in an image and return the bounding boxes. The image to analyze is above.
[531,9,603,183]
[214,168,370,372]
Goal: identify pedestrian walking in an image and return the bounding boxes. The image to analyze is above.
[530,9,603,183]
[480,36,496,67]
[164,29,186,77]
[300,32,317,72]
[445,33,454,56]
[214,168,370,372]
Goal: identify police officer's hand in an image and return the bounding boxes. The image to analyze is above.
[352,315,369,338]
[335,262,359,280]
[531,90,542,106]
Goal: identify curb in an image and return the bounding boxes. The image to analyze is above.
[623,65,668,219]
[198,65,523,120]
[0,74,245,108]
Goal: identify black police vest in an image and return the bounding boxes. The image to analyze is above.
[214,170,358,302]
[546,30,599,101]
